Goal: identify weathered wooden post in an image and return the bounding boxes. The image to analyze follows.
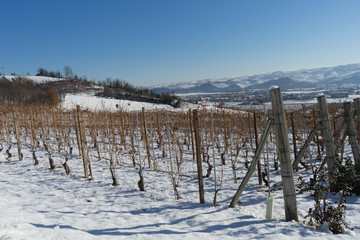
[317,95,336,191]
[229,118,273,208]
[156,112,163,149]
[354,98,360,142]
[270,87,298,222]
[247,111,253,149]
[290,112,298,165]
[40,109,55,170]
[142,107,152,168]
[29,112,36,148]
[29,111,39,166]
[119,113,127,151]
[292,122,321,169]
[193,109,205,204]
[343,101,360,166]
[313,109,321,157]
[12,107,23,161]
[76,105,89,179]
[189,109,195,161]
[253,112,262,185]
[109,112,119,153]
[74,110,82,156]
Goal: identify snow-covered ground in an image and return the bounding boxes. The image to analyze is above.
[1,141,359,240]
[62,94,202,112]
[62,94,175,112]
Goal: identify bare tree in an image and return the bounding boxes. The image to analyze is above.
[63,66,73,79]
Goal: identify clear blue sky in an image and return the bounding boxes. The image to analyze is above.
[1,0,360,87]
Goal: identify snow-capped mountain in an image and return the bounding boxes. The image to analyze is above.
[152,63,360,93]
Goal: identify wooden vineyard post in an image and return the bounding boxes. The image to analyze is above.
[193,109,205,204]
[109,113,118,153]
[156,112,163,149]
[333,121,346,149]
[120,113,127,151]
[317,95,336,191]
[142,107,152,168]
[354,98,360,142]
[313,109,321,157]
[189,109,195,161]
[269,87,298,222]
[76,105,89,179]
[74,110,82,156]
[40,109,55,170]
[29,111,39,165]
[253,112,262,185]
[291,112,298,163]
[343,102,360,166]
[229,118,273,208]
[292,123,321,169]
[12,107,23,161]
[29,112,37,148]
[247,111,253,149]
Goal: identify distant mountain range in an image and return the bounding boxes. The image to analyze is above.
[151,63,360,94]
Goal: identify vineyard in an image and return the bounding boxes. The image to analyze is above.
[1,89,360,239]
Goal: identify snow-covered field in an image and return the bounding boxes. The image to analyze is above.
[62,94,175,112]
[62,94,201,112]
[1,142,359,240]
[0,94,359,239]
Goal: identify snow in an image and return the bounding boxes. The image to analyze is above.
[62,93,203,112]
[151,63,360,92]
[348,94,360,100]
[62,94,175,112]
[1,145,359,239]
[212,83,230,89]
[279,94,360,107]
[4,75,62,83]
[175,92,224,97]
[283,89,325,95]
[269,85,279,91]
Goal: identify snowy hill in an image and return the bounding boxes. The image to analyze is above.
[62,94,186,112]
[151,63,360,93]
[3,75,63,83]
[246,77,316,90]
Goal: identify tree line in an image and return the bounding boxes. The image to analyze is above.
[0,76,59,106]
[98,78,180,106]
[36,66,88,82]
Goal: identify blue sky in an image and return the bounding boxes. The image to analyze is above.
[1,0,360,86]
